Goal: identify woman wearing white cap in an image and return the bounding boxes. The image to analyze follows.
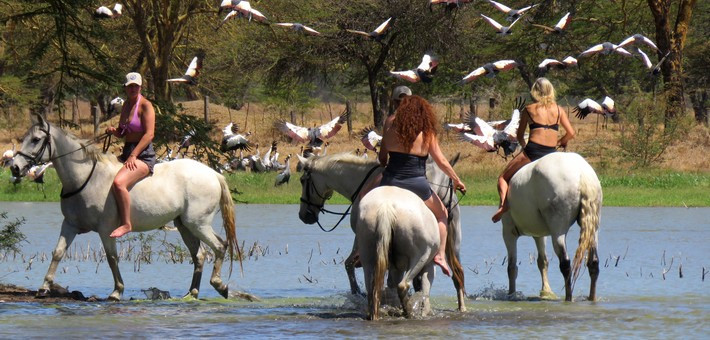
[104,72,157,238]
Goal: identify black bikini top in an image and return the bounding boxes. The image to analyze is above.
[529,105,560,131]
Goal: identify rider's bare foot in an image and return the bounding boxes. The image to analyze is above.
[491,206,508,223]
[110,225,132,238]
[433,254,451,277]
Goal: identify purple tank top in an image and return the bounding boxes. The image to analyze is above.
[119,95,144,134]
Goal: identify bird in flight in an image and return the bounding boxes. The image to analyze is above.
[573,96,617,120]
[429,0,474,11]
[167,53,204,85]
[531,12,571,34]
[460,97,525,156]
[618,33,659,52]
[460,60,520,85]
[346,17,393,42]
[275,112,349,148]
[537,56,577,76]
[480,14,522,35]
[579,42,633,58]
[486,0,538,22]
[389,52,439,83]
[95,3,122,19]
[221,125,252,153]
[358,126,383,152]
[274,23,321,36]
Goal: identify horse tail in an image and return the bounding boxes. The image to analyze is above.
[218,174,242,275]
[446,231,465,295]
[571,170,602,286]
[371,202,395,320]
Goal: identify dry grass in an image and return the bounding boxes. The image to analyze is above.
[2,99,709,175]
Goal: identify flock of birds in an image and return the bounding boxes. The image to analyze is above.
[1,0,658,186]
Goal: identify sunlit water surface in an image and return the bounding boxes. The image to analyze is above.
[0,203,708,338]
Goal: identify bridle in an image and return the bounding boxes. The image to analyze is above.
[300,165,380,232]
[15,123,109,199]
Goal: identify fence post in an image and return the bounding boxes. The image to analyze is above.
[92,104,100,136]
[203,96,209,122]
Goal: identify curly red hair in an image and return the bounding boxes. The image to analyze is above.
[392,95,438,150]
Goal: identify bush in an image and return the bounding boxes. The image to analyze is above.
[0,212,26,253]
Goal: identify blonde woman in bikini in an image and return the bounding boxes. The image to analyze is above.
[105,72,156,238]
[492,77,576,223]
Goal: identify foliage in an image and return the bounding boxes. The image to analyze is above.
[0,211,26,253]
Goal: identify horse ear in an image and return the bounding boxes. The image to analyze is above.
[31,113,48,129]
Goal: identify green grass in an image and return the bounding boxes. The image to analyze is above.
[1,167,708,207]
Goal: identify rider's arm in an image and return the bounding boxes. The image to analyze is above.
[428,135,466,193]
[378,116,395,166]
[517,106,531,149]
[557,105,575,148]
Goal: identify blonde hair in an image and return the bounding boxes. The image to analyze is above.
[530,77,556,106]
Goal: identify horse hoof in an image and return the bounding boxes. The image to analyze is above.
[35,289,50,298]
[108,294,121,302]
[539,291,558,300]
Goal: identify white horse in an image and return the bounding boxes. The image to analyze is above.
[297,152,466,311]
[11,115,239,301]
[503,152,602,301]
[356,186,439,320]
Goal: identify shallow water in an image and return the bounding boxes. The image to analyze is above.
[0,203,708,338]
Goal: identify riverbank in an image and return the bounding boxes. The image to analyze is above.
[1,167,708,206]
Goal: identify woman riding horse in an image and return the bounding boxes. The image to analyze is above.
[376,95,466,276]
[492,77,576,223]
[104,72,156,238]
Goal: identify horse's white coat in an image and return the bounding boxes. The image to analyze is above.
[12,117,238,300]
[503,152,602,301]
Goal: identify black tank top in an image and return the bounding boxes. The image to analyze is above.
[529,105,560,131]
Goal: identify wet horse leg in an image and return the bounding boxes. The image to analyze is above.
[193,226,229,298]
[587,245,600,301]
[99,232,125,301]
[534,236,556,299]
[502,222,519,297]
[175,219,204,299]
[37,220,77,298]
[417,265,435,317]
[344,236,362,295]
[551,233,572,301]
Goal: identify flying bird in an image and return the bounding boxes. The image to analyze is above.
[234,1,267,23]
[167,53,204,85]
[618,33,659,52]
[95,3,122,19]
[346,17,393,42]
[389,52,439,83]
[359,126,383,152]
[531,12,571,34]
[650,51,671,76]
[460,60,520,85]
[537,56,577,76]
[573,97,617,120]
[486,0,538,22]
[221,128,252,152]
[274,23,321,36]
[578,42,633,58]
[107,97,124,117]
[443,122,472,133]
[275,112,348,148]
[218,0,242,15]
[27,162,53,184]
[429,0,474,11]
[480,14,521,35]
[460,98,524,156]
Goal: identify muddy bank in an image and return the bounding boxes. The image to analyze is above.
[0,283,103,303]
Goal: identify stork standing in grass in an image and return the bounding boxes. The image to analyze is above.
[274,155,292,186]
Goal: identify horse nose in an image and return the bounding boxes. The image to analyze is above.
[299,210,317,224]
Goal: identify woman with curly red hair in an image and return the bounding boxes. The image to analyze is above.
[376,95,466,276]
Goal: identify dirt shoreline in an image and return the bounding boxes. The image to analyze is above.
[0,283,103,303]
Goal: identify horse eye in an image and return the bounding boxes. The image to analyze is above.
[31,137,41,143]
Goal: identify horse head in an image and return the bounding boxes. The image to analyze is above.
[11,114,53,178]
[297,154,334,224]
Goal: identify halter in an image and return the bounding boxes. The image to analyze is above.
[15,123,109,199]
[300,165,380,232]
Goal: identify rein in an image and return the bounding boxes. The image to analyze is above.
[303,165,381,233]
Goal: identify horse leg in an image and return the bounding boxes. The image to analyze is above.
[344,236,362,295]
[37,220,77,298]
[417,264,436,317]
[551,234,572,301]
[502,222,519,297]
[99,233,124,301]
[534,236,556,299]
[587,246,600,301]
[193,226,229,298]
[175,218,204,299]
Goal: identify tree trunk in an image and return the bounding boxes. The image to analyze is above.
[690,89,708,125]
[647,0,698,126]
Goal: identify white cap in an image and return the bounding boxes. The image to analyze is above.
[124,72,142,86]
[392,86,412,101]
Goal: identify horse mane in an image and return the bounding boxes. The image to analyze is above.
[309,152,379,172]
[49,122,118,164]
